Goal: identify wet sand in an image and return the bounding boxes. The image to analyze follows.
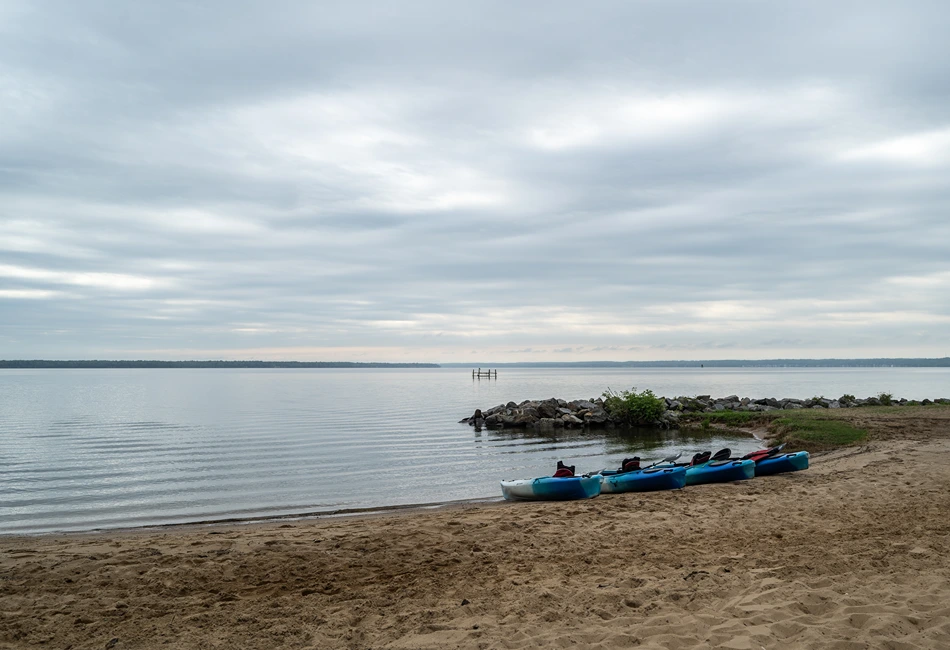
[3,408,950,649]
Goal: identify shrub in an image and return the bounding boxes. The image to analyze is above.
[602,387,666,425]
[878,392,893,406]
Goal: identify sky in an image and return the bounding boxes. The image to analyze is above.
[1,1,949,363]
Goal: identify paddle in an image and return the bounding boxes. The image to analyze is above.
[644,451,683,469]
[594,451,683,477]
[767,442,787,456]
[711,448,732,462]
[740,443,786,461]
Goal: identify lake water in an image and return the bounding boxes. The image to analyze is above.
[2,367,948,534]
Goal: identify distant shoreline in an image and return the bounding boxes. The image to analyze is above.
[1,357,948,369]
[442,358,950,368]
[0,360,439,369]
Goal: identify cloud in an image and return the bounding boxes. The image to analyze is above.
[1,1,949,361]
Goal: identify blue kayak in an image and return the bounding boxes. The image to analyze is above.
[754,451,809,476]
[600,466,687,493]
[669,459,755,485]
[500,475,602,501]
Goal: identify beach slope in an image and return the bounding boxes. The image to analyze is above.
[3,408,950,649]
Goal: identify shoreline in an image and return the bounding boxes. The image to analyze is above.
[2,496,505,541]
[4,408,949,649]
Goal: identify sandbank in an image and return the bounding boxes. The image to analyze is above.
[3,408,950,649]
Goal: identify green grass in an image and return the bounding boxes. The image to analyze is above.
[769,415,868,449]
[680,408,869,450]
[696,411,773,427]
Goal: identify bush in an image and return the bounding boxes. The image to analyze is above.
[878,392,893,406]
[602,387,665,425]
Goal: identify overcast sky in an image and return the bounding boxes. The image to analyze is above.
[1,1,949,362]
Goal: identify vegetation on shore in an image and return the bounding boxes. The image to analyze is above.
[601,387,666,425]
[681,409,869,449]
[683,403,950,450]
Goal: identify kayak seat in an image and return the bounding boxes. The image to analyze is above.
[619,457,641,473]
[553,461,575,478]
[690,451,711,466]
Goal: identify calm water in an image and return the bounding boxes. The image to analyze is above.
[2,367,948,534]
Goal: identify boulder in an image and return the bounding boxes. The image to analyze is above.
[484,414,505,428]
[537,400,559,419]
[583,407,610,425]
[573,400,598,410]
[513,412,539,427]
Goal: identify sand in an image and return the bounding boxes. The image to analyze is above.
[3,408,950,649]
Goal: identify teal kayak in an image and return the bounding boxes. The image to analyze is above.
[754,451,809,476]
[600,466,687,493]
[684,458,755,485]
[500,475,602,501]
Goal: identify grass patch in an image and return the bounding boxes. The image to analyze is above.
[769,415,867,449]
[679,408,870,450]
[679,411,778,432]
[696,411,774,427]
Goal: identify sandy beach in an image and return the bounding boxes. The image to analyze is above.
[3,408,950,649]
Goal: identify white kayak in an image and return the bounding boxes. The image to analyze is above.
[500,475,602,501]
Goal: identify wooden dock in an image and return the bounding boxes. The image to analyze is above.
[472,368,497,379]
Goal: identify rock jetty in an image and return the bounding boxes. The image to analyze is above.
[460,394,950,430]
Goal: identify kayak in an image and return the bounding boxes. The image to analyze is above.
[600,466,687,493]
[500,475,601,501]
[682,459,755,485]
[754,451,809,476]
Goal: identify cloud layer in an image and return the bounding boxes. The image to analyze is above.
[2,1,949,361]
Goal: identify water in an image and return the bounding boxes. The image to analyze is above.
[1,367,948,534]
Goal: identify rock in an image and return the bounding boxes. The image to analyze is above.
[561,414,583,426]
[484,414,504,428]
[537,400,559,419]
[512,413,539,427]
